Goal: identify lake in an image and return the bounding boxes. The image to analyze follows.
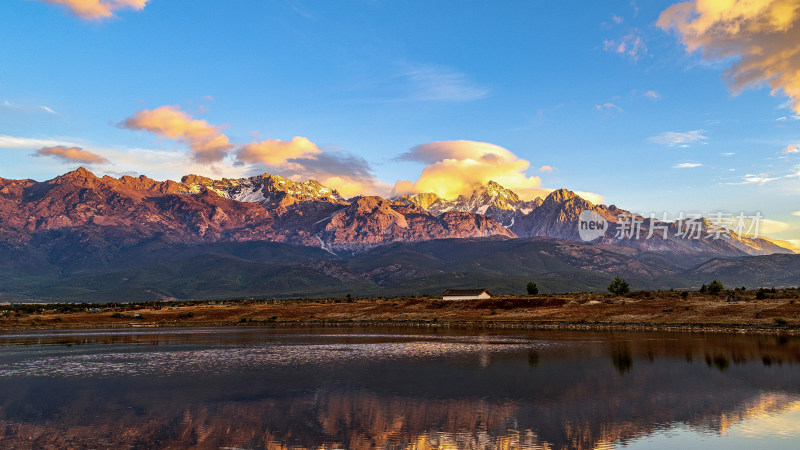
[0,326,799,449]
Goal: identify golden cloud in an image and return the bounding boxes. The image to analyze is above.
[393,140,544,200]
[34,146,109,164]
[122,106,232,164]
[237,137,322,166]
[121,106,389,198]
[658,0,800,113]
[40,0,149,20]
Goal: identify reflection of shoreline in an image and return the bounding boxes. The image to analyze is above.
[0,330,799,448]
[1,389,798,449]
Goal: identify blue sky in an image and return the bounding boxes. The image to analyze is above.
[1,0,799,243]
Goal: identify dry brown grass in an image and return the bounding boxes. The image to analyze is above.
[2,291,799,332]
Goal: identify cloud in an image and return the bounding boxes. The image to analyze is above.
[658,0,800,114]
[759,218,792,235]
[643,90,661,100]
[273,152,391,198]
[595,102,623,112]
[37,0,150,20]
[403,65,489,102]
[722,152,735,156]
[1,100,59,115]
[603,30,648,61]
[237,137,322,166]
[672,162,702,168]
[0,135,81,149]
[392,140,544,200]
[122,106,232,164]
[793,211,800,216]
[121,106,387,197]
[732,165,800,184]
[784,144,800,153]
[648,129,707,147]
[33,146,109,164]
[539,165,555,173]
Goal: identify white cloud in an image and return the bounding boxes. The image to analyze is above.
[731,166,800,184]
[595,102,623,112]
[672,162,702,168]
[722,152,735,156]
[0,135,82,149]
[643,90,661,100]
[603,29,648,61]
[648,130,707,147]
[41,106,56,114]
[400,64,489,102]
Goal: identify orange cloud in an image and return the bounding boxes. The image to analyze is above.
[539,165,555,173]
[276,152,392,198]
[123,106,232,164]
[784,144,800,153]
[392,140,544,200]
[658,0,800,114]
[39,0,149,20]
[121,106,390,198]
[237,137,322,166]
[34,146,109,164]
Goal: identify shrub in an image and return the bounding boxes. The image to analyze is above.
[699,284,707,294]
[707,280,724,295]
[756,288,767,300]
[526,282,539,295]
[774,318,788,326]
[680,291,689,299]
[608,277,630,296]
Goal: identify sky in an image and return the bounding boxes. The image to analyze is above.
[1,0,799,243]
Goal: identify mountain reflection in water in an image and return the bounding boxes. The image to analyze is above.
[0,327,799,449]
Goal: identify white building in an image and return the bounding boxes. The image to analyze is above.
[441,289,492,301]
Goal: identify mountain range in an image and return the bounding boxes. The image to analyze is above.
[0,168,796,301]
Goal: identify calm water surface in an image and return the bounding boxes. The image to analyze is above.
[1,327,799,449]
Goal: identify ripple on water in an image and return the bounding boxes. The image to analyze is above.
[0,335,548,378]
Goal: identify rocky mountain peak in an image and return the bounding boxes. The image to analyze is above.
[179,172,343,205]
[396,192,442,210]
[56,167,99,184]
[546,188,579,203]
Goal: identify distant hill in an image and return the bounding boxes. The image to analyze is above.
[0,168,795,302]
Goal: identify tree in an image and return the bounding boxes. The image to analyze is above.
[608,277,630,296]
[526,282,539,295]
[699,284,708,294]
[707,280,724,295]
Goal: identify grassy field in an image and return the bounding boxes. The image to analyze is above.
[2,288,799,333]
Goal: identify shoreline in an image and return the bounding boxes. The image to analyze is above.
[2,319,799,336]
[2,294,799,335]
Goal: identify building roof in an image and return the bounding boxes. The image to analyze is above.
[441,289,491,296]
